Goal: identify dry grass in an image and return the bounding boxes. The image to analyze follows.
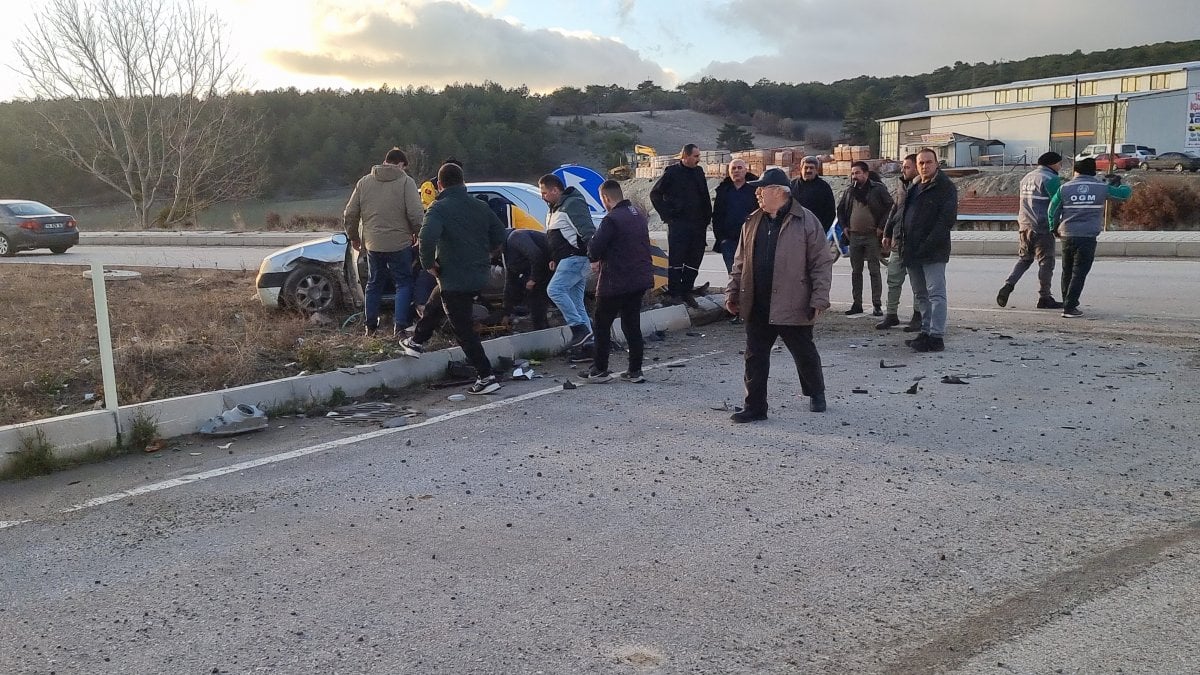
[0,266,417,426]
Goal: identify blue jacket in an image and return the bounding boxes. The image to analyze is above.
[588,200,654,297]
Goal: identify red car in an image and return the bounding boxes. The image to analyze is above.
[1093,153,1140,171]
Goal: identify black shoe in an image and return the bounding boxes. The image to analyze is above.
[1062,306,1083,318]
[568,324,592,348]
[914,336,945,352]
[1037,297,1064,309]
[568,344,595,363]
[691,281,710,296]
[844,304,864,315]
[997,283,1014,307]
[619,370,645,383]
[730,408,767,423]
[582,368,612,383]
[682,293,700,309]
[467,375,501,395]
[875,314,900,329]
[872,306,883,317]
[902,311,923,332]
[399,337,424,358]
[809,394,826,413]
[904,332,929,349]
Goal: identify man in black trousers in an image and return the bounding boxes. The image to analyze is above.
[650,143,712,308]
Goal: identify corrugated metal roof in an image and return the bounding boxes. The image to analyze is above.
[877,91,1163,123]
[928,60,1200,98]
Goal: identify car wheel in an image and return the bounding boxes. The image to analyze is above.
[49,246,70,254]
[0,234,13,257]
[1174,163,1185,174]
[282,264,342,313]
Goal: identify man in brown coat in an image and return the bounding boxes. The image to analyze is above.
[724,168,834,422]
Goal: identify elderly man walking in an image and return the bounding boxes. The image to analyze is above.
[997,151,1065,309]
[344,147,424,336]
[900,148,957,353]
[651,143,712,307]
[724,168,834,422]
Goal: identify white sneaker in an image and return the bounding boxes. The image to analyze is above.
[467,375,501,395]
[400,337,424,358]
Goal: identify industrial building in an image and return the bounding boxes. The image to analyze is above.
[878,60,1200,166]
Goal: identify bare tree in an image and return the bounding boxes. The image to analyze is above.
[15,0,263,228]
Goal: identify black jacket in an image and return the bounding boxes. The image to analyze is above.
[589,200,654,297]
[835,180,894,234]
[503,229,552,285]
[789,177,836,232]
[900,170,958,265]
[711,172,758,244]
[650,163,712,226]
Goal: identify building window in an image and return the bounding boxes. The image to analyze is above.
[936,96,954,110]
[1121,76,1138,93]
[994,90,1012,104]
[1079,81,1096,96]
[1016,87,1031,102]
[1054,83,1072,98]
[1150,73,1169,90]
[957,94,970,108]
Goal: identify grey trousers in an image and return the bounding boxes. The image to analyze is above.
[1004,229,1056,298]
[884,248,909,315]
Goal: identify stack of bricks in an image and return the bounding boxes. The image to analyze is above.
[825,145,876,176]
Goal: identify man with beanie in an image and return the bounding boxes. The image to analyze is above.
[836,161,894,316]
[997,151,1065,309]
[790,156,836,233]
[344,147,424,336]
[725,168,834,422]
[651,144,713,307]
[1048,157,1132,318]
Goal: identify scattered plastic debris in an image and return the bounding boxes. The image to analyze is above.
[447,393,467,401]
[199,404,269,436]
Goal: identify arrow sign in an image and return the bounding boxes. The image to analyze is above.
[553,164,605,215]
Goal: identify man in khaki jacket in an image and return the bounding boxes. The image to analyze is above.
[344,147,424,336]
[724,168,834,422]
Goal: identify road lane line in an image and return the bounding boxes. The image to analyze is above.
[4,350,722,531]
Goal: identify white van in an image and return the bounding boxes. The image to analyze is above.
[1074,143,1146,162]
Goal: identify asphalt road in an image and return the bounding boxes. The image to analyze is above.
[2,256,1200,672]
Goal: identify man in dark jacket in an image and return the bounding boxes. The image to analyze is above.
[724,169,834,422]
[789,156,836,233]
[711,159,758,274]
[650,143,712,307]
[836,161,895,316]
[502,228,552,330]
[400,162,507,395]
[900,148,957,352]
[539,173,597,348]
[581,180,654,384]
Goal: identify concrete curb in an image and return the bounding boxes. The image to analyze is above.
[0,305,693,470]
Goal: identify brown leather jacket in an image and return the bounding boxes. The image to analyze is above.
[725,201,833,325]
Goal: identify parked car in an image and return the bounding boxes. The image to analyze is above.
[1092,153,1140,172]
[256,182,603,313]
[1141,151,1200,173]
[1132,145,1157,162]
[0,200,79,257]
[1074,143,1141,162]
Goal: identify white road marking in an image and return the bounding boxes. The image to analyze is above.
[1,350,722,532]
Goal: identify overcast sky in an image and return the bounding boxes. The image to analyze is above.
[4,0,1200,101]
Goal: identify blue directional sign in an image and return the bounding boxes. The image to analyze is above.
[553,164,606,215]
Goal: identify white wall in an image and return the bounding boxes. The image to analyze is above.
[929,109,1051,162]
[1127,91,1191,153]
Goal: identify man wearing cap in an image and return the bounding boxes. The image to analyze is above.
[789,156,836,233]
[997,152,1066,309]
[724,168,834,422]
[1048,157,1132,318]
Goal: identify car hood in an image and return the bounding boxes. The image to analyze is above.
[259,234,345,273]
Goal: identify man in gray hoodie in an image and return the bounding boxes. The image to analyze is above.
[344,147,424,336]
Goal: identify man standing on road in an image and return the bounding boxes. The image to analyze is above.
[650,143,712,307]
[581,180,654,384]
[790,156,836,233]
[1048,157,1132,318]
[837,161,894,317]
[724,168,834,423]
[997,152,1065,309]
[711,159,758,274]
[878,154,919,330]
[400,162,507,395]
[900,148,957,353]
[502,228,552,330]
[344,147,424,337]
[538,173,597,350]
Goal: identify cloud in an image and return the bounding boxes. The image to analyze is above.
[617,0,635,23]
[267,1,673,91]
[699,0,1200,84]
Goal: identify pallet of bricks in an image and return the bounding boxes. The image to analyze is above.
[730,149,771,178]
[700,150,731,178]
[825,145,877,176]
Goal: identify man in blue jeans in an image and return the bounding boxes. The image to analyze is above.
[344,147,424,336]
[899,148,957,352]
[538,173,597,349]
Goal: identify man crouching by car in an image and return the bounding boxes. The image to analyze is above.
[724,168,834,423]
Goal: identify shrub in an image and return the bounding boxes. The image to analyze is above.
[265,211,282,228]
[287,214,342,230]
[1117,179,1200,230]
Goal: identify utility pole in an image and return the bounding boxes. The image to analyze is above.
[1072,77,1079,160]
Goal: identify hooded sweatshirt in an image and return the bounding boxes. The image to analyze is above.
[344,163,424,252]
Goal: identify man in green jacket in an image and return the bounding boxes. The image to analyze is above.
[400,163,507,395]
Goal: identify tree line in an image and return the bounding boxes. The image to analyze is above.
[2,38,1197,215]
